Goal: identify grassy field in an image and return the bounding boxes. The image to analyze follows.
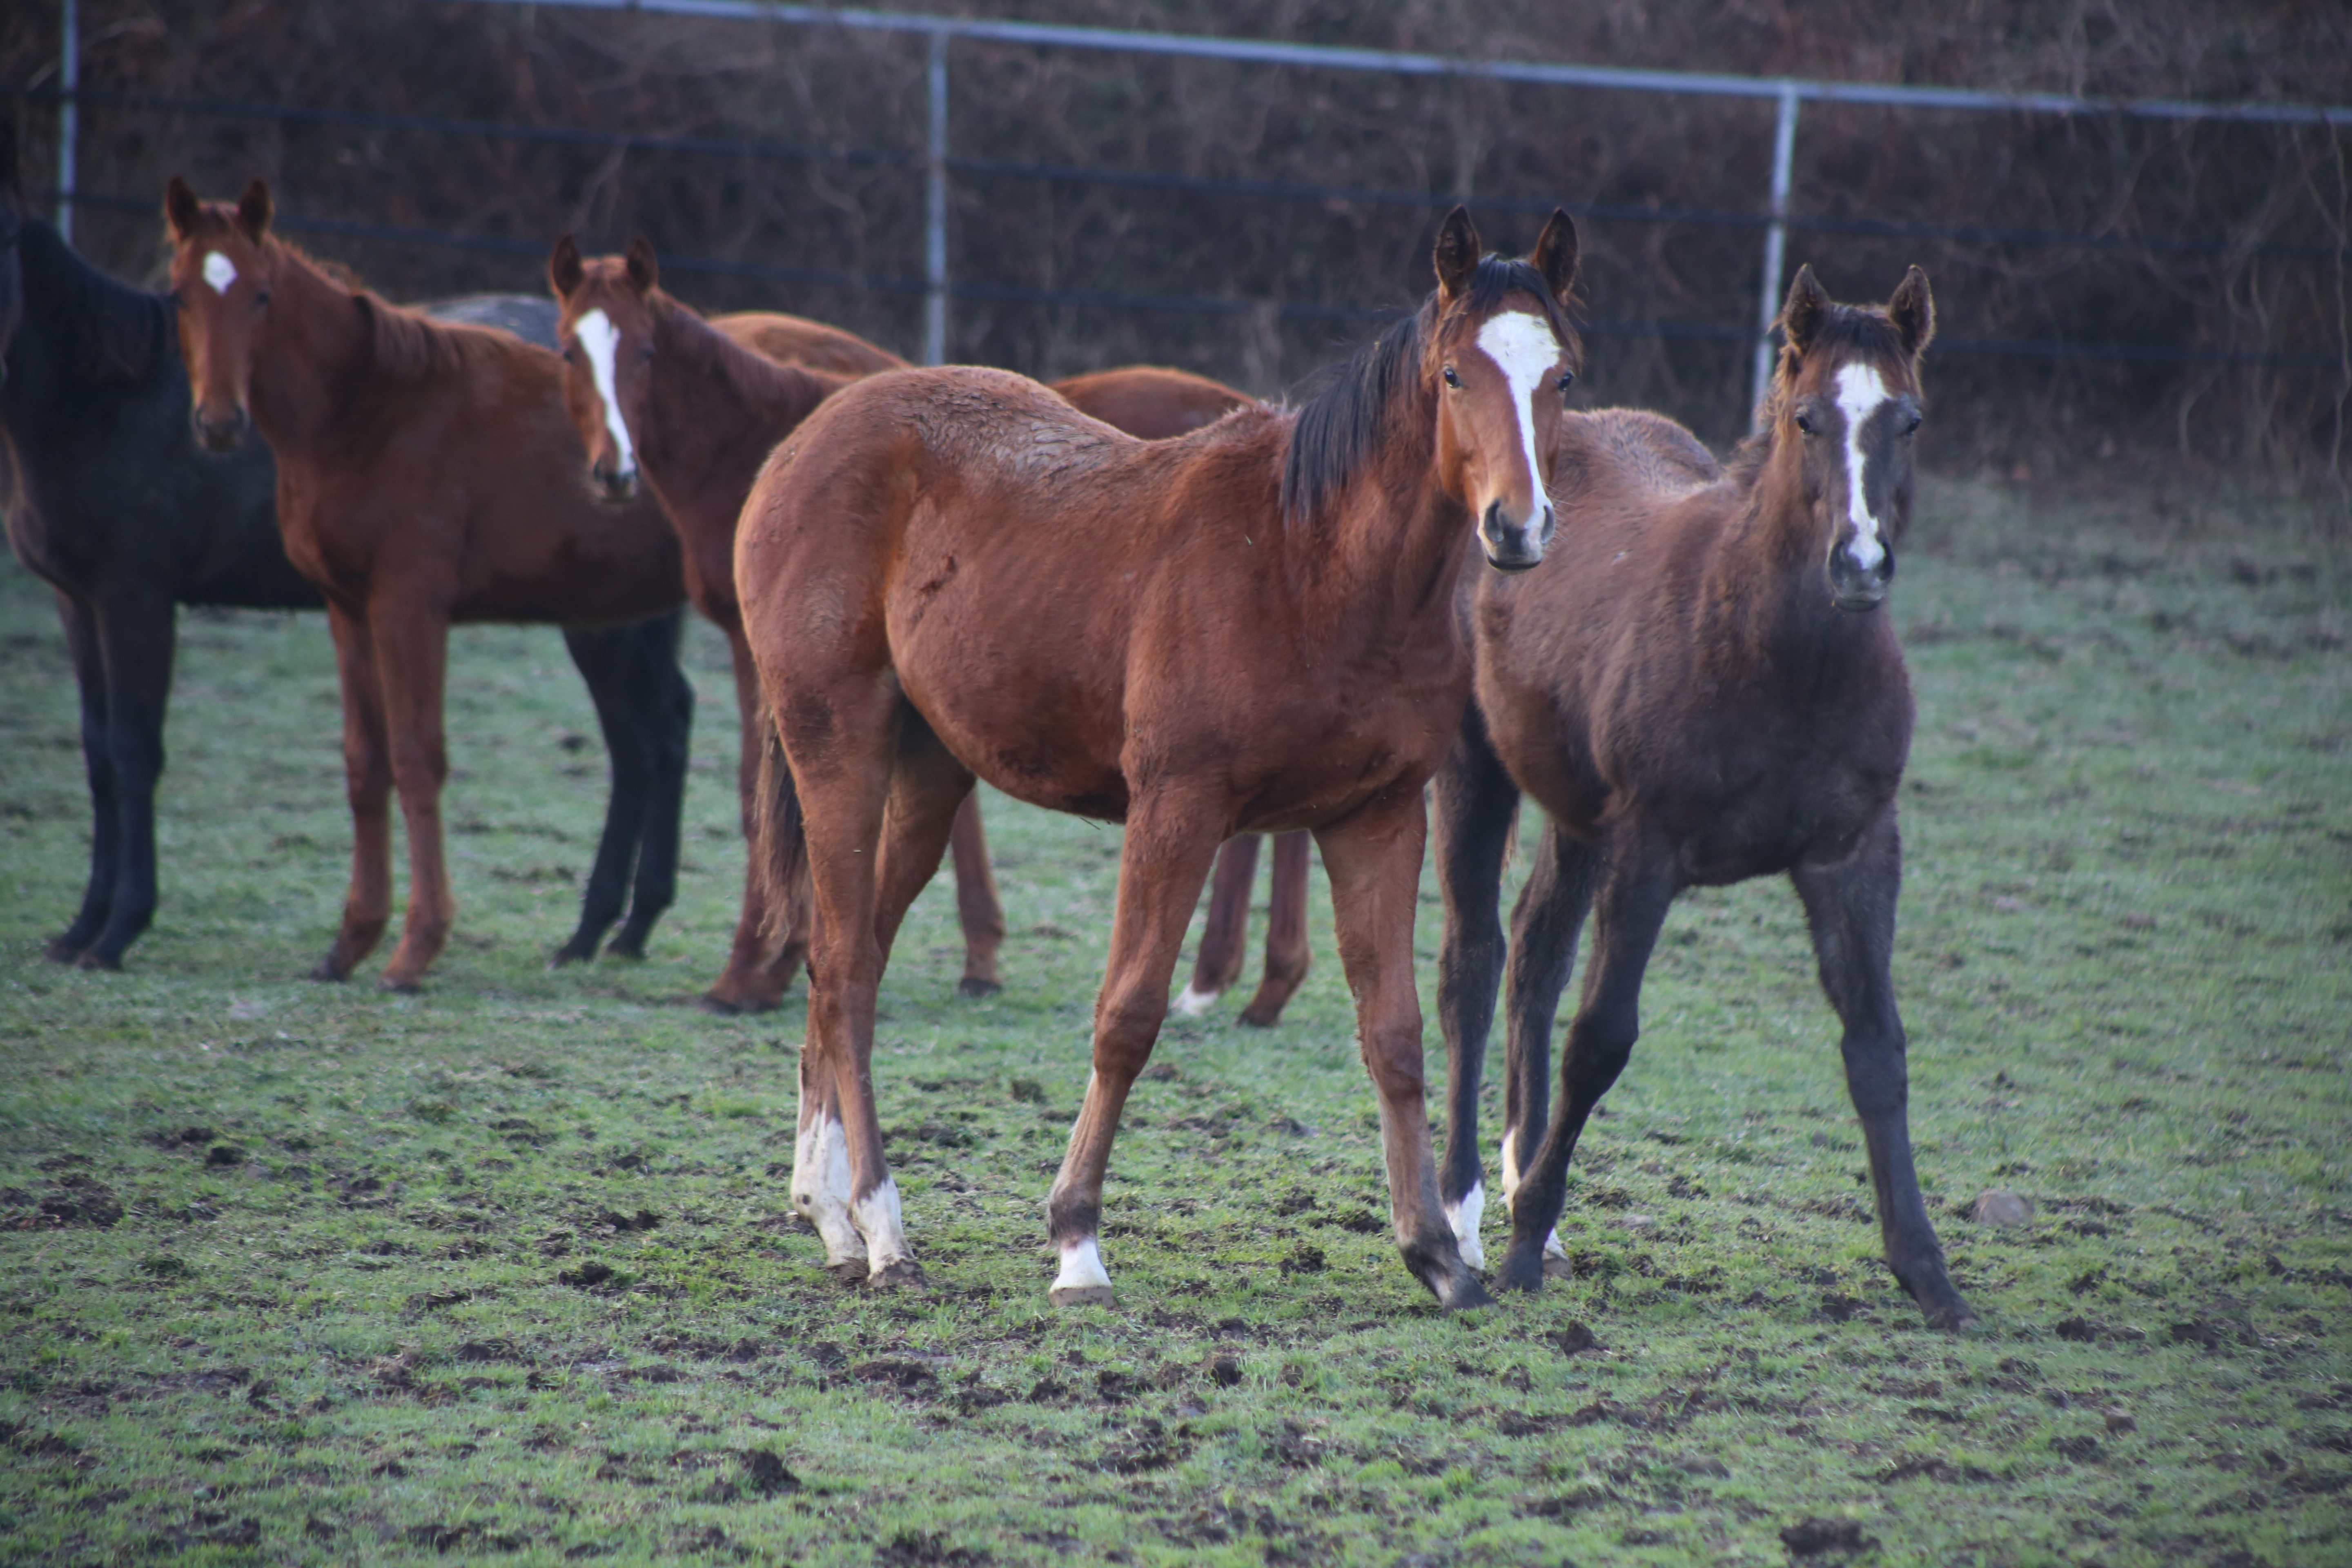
[1,474,2347,1567]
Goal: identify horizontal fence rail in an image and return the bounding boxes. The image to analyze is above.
[25,3,2351,405]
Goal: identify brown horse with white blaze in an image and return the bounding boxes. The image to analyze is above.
[1431,264,1977,1330]
[548,235,1314,1020]
[738,208,1579,1308]
[164,178,689,991]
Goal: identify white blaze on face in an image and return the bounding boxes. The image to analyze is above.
[1444,1180,1486,1272]
[1474,309,1561,521]
[1834,362,1892,571]
[201,252,238,295]
[572,308,639,480]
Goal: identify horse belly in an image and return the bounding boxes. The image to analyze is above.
[886,577,1131,820]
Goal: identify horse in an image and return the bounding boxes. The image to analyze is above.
[736,207,1579,1308]
[0,142,689,973]
[548,236,1312,1022]
[1429,263,1978,1330]
[162,177,693,991]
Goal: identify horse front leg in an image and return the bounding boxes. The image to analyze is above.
[550,621,646,965]
[314,601,394,982]
[705,622,803,1013]
[1497,836,1673,1293]
[1046,791,1225,1307]
[1319,789,1491,1310]
[1175,834,1257,1015]
[1792,811,1978,1331]
[369,604,455,993]
[1236,831,1312,1027]
[946,793,1006,997]
[1431,708,1519,1271]
[47,589,118,962]
[1500,817,1604,1277]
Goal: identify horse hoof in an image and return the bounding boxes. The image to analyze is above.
[546,943,594,970]
[824,1260,869,1287]
[1493,1251,1548,1294]
[1923,1298,1981,1333]
[699,994,769,1016]
[1436,1271,1495,1311]
[868,1258,927,1292]
[377,975,423,996]
[602,939,648,962]
[309,957,351,983]
[1541,1252,1575,1281]
[72,951,122,973]
[956,977,1002,1000]
[1049,1283,1116,1309]
[1236,1006,1283,1029]
[42,937,89,964]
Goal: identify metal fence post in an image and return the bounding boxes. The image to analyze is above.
[56,0,79,244]
[923,27,949,366]
[1749,81,1800,425]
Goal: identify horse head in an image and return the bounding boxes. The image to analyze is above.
[549,233,661,503]
[1771,263,1934,612]
[163,175,277,452]
[1428,205,1581,571]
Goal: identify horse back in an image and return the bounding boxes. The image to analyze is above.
[278,316,682,626]
[1050,367,1253,441]
[714,313,906,376]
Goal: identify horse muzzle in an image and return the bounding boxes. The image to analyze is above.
[590,460,639,503]
[190,405,250,453]
[1479,499,1555,574]
[1827,546,1892,612]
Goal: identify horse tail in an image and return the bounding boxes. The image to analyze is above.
[751,714,811,955]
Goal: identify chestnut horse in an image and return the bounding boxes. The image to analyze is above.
[739,208,1578,1307]
[1431,265,1977,1330]
[548,236,1311,1020]
[165,178,689,991]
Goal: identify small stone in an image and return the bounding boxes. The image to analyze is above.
[1971,1189,2031,1226]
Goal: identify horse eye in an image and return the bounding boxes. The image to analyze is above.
[1555,372,1575,394]
[1903,413,1923,437]
[1794,412,1816,436]
[1442,365,1461,388]
[253,289,272,308]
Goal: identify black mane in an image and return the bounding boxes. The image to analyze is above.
[14,215,173,384]
[1281,254,1578,529]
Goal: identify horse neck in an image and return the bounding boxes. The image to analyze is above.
[643,294,843,508]
[1293,386,1471,635]
[1707,438,1871,666]
[4,219,170,414]
[242,244,373,456]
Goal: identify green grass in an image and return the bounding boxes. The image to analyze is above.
[1,474,2347,1566]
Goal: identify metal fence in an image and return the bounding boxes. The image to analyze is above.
[28,0,2352,425]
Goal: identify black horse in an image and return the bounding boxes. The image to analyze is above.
[0,129,691,972]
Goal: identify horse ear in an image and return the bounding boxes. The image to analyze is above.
[1432,206,1481,300]
[549,233,584,299]
[165,176,203,240]
[1779,264,1830,357]
[624,235,659,295]
[1529,209,1579,306]
[1889,265,1935,359]
[234,179,273,242]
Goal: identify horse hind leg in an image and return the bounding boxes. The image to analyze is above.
[1500,817,1603,1278]
[47,590,120,963]
[370,608,457,993]
[1497,840,1672,1294]
[549,622,645,965]
[1236,831,1312,1027]
[609,612,691,959]
[1047,792,1227,1308]
[1793,814,1978,1332]
[314,602,395,982]
[947,793,1007,997]
[704,627,803,1014]
[1175,834,1258,1015]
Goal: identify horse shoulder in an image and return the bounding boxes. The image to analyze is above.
[714,312,906,376]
